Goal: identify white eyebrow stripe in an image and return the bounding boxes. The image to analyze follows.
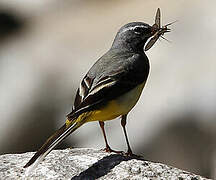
[120,25,149,34]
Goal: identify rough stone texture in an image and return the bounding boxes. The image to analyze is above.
[0,148,211,180]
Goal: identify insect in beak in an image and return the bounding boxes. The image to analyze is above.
[145,8,176,51]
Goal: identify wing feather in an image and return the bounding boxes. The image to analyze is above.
[67,52,149,120]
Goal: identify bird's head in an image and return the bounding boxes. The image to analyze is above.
[111,22,155,52]
[111,9,173,52]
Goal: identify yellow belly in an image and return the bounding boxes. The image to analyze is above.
[83,82,145,122]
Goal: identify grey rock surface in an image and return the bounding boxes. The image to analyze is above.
[0,148,211,180]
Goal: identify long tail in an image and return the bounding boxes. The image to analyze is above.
[24,119,84,175]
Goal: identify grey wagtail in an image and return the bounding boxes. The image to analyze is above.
[24,8,171,173]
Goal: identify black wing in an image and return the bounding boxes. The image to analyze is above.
[67,52,149,120]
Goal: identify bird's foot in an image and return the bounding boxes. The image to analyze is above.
[123,149,138,157]
[124,149,134,156]
[101,146,124,154]
[123,150,142,158]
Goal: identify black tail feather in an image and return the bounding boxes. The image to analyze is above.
[24,124,67,168]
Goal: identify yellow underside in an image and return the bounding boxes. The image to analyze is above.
[66,82,145,126]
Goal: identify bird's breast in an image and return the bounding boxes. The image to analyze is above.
[115,81,145,114]
[85,82,146,122]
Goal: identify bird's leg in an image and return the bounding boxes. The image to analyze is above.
[99,121,123,154]
[99,121,110,151]
[121,114,133,156]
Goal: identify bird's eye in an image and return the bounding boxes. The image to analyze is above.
[133,27,143,34]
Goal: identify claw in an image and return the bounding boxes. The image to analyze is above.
[101,146,124,154]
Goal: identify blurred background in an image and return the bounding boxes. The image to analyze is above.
[0,0,215,178]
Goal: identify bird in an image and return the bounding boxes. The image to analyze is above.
[24,8,170,174]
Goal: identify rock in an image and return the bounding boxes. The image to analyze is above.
[0,148,211,179]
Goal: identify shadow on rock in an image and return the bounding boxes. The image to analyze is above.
[72,154,146,180]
